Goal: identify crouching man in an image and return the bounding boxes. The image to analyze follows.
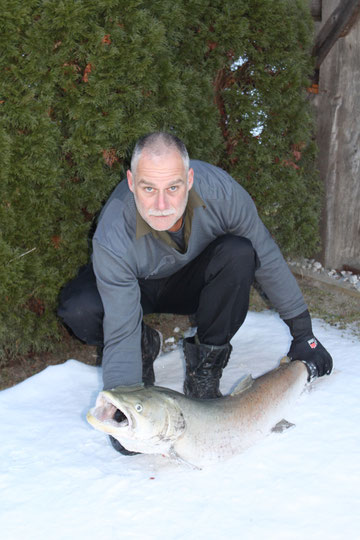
[58,132,332,453]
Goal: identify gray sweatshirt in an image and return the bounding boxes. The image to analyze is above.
[93,160,307,389]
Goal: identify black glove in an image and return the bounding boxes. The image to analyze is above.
[284,310,333,381]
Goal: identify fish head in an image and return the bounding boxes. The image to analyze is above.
[87,385,186,456]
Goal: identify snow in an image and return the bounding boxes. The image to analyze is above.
[1,311,359,540]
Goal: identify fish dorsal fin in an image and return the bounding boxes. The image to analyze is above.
[231,374,254,396]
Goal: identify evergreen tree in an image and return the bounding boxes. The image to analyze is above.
[0,0,316,358]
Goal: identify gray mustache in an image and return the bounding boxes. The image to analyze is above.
[148,208,176,216]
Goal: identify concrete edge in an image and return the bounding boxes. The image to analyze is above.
[291,267,360,299]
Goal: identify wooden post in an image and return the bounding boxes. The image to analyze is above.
[312,0,360,270]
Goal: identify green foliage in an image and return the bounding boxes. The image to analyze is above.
[215,0,318,253]
[0,0,317,357]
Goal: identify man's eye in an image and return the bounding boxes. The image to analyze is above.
[145,187,154,193]
[169,186,178,192]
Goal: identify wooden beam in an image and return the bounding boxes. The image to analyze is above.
[312,0,360,70]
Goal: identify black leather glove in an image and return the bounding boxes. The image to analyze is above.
[284,309,333,381]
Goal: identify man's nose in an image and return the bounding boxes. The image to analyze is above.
[156,190,168,210]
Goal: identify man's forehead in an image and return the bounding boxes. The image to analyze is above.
[134,151,187,183]
[137,177,186,186]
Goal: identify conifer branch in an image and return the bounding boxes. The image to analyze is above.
[7,248,37,264]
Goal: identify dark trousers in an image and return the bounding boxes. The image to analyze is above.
[57,235,257,347]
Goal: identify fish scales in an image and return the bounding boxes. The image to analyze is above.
[166,360,307,464]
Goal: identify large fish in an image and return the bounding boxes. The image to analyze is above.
[87,358,308,468]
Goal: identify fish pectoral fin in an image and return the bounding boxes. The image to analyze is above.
[230,374,254,396]
[271,419,295,433]
[168,447,202,470]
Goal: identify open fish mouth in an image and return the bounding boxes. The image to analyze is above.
[89,392,132,430]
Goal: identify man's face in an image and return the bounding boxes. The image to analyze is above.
[127,149,194,232]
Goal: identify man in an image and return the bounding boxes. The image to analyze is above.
[58,132,332,452]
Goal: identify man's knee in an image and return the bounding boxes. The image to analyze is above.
[57,265,104,344]
[210,235,257,269]
[58,290,100,326]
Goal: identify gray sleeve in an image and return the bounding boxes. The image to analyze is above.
[92,239,143,389]
[228,181,307,320]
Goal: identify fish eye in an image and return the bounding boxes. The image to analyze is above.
[135,403,143,413]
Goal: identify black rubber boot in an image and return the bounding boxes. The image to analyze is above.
[95,344,103,367]
[183,336,232,399]
[94,322,162,386]
[141,322,162,386]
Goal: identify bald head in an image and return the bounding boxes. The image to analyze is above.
[130,132,189,177]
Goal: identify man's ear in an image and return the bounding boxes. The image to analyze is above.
[127,170,134,193]
[187,168,194,191]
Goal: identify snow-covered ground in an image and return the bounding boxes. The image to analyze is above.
[1,311,359,540]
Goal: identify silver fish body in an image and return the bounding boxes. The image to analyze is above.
[87,359,308,467]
